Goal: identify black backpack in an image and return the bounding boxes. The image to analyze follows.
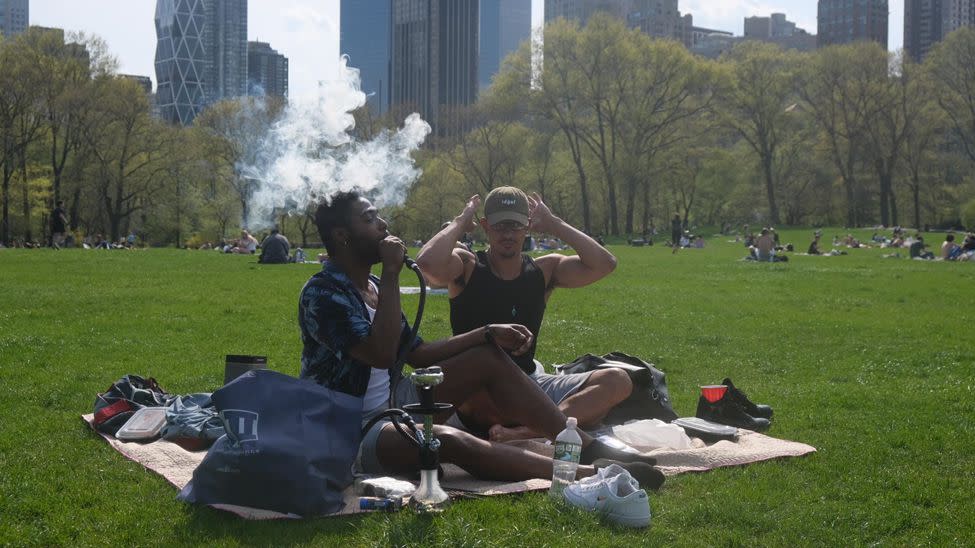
[92,375,174,435]
[556,352,678,424]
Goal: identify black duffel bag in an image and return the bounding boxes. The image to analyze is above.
[556,351,678,424]
[92,375,174,435]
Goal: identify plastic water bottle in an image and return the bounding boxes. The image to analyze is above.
[549,417,582,498]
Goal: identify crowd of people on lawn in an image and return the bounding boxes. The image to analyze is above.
[8,199,973,269]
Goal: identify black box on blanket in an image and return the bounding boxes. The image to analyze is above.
[224,355,267,385]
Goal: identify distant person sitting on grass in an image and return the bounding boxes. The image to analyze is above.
[808,233,822,255]
[909,236,935,260]
[752,228,775,261]
[298,189,664,489]
[231,230,258,254]
[959,233,975,261]
[94,234,110,250]
[963,233,975,251]
[941,234,961,260]
[258,227,290,264]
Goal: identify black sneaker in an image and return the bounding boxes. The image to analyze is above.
[722,378,773,419]
[695,395,770,432]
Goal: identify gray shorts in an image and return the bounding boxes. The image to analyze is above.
[440,370,593,434]
[532,371,592,404]
[356,378,419,476]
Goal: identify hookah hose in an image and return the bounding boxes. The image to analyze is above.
[360,258,427,445]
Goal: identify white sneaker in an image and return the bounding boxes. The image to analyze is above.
[563,470,651,528]
[575,463,631,486]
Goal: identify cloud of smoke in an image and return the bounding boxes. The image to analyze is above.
[240,56,431,230]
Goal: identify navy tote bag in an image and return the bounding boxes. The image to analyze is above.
[178,369,363,516]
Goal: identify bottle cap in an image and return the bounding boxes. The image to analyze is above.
[566,417,577,428]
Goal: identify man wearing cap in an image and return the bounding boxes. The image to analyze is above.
[416,187,631,441]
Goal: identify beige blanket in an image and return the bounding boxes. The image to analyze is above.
[505,430,817,476]
[82,414,815,520]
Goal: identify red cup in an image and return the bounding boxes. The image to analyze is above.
[701,385,728,403]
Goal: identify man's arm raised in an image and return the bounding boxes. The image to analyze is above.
[415,195,479,288]
[529,193,616,289]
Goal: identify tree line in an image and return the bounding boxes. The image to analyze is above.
[2,18,975,248]
[0,28,286,247]
[400,15,975,240]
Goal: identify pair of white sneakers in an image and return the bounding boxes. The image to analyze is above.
[563,464,652,528]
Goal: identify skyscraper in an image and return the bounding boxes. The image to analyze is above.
[544,0,629,25]
[120,74,154,95]
[391,0,479,136]
[340,0,391,115]
[155,0,248,125]
[155,0,207,125]
[479,0,531,92]
[0,0,29,38]
[628,0,679,40]
[817,0,889,48]
[544,0,684,42]
[905,0,975,61]
[203,0,248,102]
[247,41,288,97]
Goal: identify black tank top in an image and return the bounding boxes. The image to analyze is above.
[450,251,546,374]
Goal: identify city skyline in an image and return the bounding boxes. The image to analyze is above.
[27,1,908,99]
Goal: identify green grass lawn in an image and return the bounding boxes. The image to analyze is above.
[1,230,973,546]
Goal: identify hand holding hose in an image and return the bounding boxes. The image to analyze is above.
[379,235,407,272]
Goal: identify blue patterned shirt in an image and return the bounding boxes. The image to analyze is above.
[298,260,421,398]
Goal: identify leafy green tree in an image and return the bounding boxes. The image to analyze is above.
[79,77,170,241]
[859,51,931,227]
[32,31,113,210]
[194,96,286,228]
[501,19,597,233]
[618,38,716,234]
[720,41,801,225]
[442,110,529,194]
[927,26,975,166]
[962,198,975,230]
[0,34,45,245]
[796,42,889,227]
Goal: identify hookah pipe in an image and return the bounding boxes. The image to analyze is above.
[360,255,452,512]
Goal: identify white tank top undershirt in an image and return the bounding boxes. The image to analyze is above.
[362,281,391,413]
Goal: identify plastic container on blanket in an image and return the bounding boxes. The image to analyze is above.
[611,419,693,451]
[116,407,168,441]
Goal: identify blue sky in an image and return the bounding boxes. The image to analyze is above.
[29,1,905,98]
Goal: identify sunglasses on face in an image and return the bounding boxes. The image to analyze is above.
[490,221,528,233]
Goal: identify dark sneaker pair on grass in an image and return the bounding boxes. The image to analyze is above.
[695,378,773,432]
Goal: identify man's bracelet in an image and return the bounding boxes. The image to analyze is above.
[484,325,495,344]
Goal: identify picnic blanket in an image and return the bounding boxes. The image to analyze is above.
[82,414,815,519]
[506,430,817,476]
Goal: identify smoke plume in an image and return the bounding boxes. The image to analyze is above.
[241,56,431,229]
